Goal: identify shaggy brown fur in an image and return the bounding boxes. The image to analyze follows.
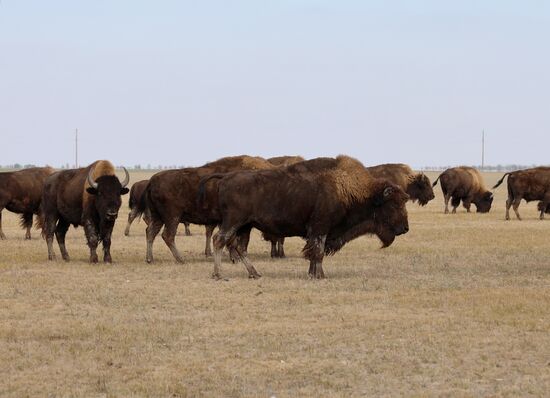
[200,155,410,279]
[40,160,129,263]
[144,155,276,264]
[433,167,493,214]
[267,155,305,167]
[367,163,435,206]
[493,167,550,220]
[0,166,55,240]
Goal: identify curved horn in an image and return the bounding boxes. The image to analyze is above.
[120,167,130,188]
[87,166,98,189]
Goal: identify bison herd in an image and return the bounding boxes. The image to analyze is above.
[1,156,549,279]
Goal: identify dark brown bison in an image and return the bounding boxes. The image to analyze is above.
[366,163,434,206]
[145,155,276,263]
[0,166,55,239]
[123,179,191,237]
[262,155,307,258]
[40,160,129,263]
[493,167,550,220]
[200,156,409,279]
[432,167,493,213]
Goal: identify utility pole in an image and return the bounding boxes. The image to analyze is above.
[75,128,78,168]
[481,130,485,170]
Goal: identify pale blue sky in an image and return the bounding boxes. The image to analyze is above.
[1,1,549,168]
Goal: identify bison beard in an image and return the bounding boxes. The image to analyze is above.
[203,156,410,279]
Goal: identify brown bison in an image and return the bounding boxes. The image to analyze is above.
[366,163,434,206]
[262,155,307,258]
[145,155,276,263]
[200,156,409,279]
[432,167,493,214]
[493,167,550,220]
[123,179,191,237]
[0,166,55,239]
[40,160,129,263]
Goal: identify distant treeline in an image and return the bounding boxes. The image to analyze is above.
[1,163,548,172]
[421,164,548,172]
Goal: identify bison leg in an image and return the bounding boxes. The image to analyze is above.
[270,239,278,258]
[145,218,163,263]
[124,207,140,236]
[463,200,472,213]
[84,220,99,263]
[539,195,550,220]
[44,214,59,261]
[212,230,229,279]
[234,245,261,279]
[512,198,522,220]
[184,222,192,236]
[204,224,215,257]
[277,238,286,258]
[55,218,71,261]
[444,194,451,214]
[505,196,512,220]
[161,219,184,263]
[102,227,114,263]
[0,210,6,240]
[21,213,33,240]
[304,235,327,279]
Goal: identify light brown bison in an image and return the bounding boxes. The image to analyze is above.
[145,155,276,263]
[432,167,493,213]
[200,156,409,279]
[366,163,435,206]
[493,167,550,220]
[0,166,55,239]
[262,155,307,258]
[123,179,191,237]
[40,160,129,263]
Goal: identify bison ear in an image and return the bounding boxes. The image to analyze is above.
[86,187,98,195]
[120,187,130,195]
[374,186,394,207]
[383,186,394,197]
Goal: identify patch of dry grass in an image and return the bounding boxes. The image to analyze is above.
[1,171,550,396]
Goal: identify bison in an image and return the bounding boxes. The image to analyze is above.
[123,179,191,237]
[493,167,550,220]
[144,155,276,263]
[366,163,435,206]
[200,155,410,279]
[432,167,493,213]
[0,166,55,240]
[262,155,307,258]
[40,160,129,263]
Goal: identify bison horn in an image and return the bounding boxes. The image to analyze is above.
[120,167,130,188]
[87,166,98,189]
[383,186,394,197]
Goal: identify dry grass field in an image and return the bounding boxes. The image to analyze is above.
[1,170,550,397]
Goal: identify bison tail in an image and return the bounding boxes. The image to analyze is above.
[492,173,510,189]
[197,173,226,207]
[432,174,441,187]
[134,183,149,219]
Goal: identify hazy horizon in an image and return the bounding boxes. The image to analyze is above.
[1,1,549,169]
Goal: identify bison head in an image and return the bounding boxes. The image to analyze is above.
[86,167,130,221]
[372,183,410,247]
[474,191,493,213]
[407,173,435,206]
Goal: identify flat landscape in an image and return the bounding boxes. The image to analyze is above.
[1,170,549,397]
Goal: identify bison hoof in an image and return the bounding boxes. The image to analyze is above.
[48,254,57,261]
[62,255,70,262]
[0,233,6,240]
[248,272,262,279]
[90,256,99,264]
[25,235,31,240]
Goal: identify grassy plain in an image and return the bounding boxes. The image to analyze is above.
[1,170,550,397]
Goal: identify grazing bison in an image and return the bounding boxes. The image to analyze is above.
[262,155,307,258]
[367,163,434,206]
[40,160,129,263]
[145,155,276,263]
[0,167,55,239]
[123,180,191,236]
[493,167,550,220]
[432,167,493,214]
[200,155,409,279]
